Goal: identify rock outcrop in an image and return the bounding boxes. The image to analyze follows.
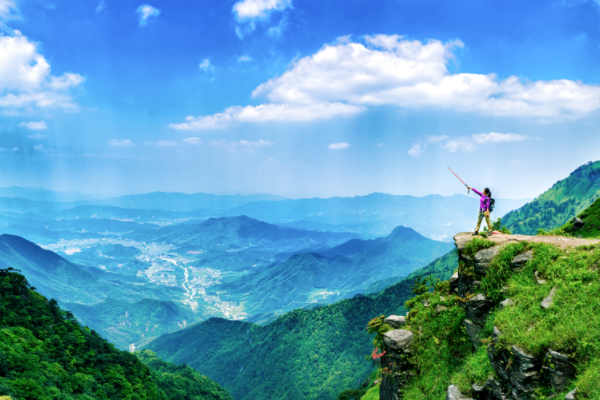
[380,326,414,400]
[380,232,598,400]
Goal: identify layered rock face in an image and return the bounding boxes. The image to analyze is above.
[450,232,594,400]
[379,232,598,400]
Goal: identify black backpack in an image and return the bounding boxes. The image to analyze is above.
[489,198,495,212]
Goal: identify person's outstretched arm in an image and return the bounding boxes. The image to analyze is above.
[468,186,483,196]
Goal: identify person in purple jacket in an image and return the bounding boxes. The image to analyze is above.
[467,186,493,236]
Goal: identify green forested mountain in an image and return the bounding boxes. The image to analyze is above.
[141,251,458,400]
[65,298,198,350]
[503,161,600,235]
[0,268,233,400]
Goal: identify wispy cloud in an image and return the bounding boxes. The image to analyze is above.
[328,142,350,150]
[157,140,177,147]
[136,4,160,27]
[210,139,274,153]
[445,132,527,152]
[170,103,363,130]
[19,121,47,130]
[199,59,214,72]
[95,0,107,13]
[233,0,291,19]
[0,0,18,20]
[238,54,252,62]
[408,143,422,156]
[28,133,47,139]
[232,0,292,39]
[107,139,133,146]
[183,137,202,145]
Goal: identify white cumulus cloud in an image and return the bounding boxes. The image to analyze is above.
[0,32,85,111]
[137,4,160,27]
[19,121,47,130]
[238,54,252,62]
[233,0,291,20]
[328,142,350,150]
[251,35,600,119]
[107,139,133,146]
[171,34,600,130]
[170,103,363,130]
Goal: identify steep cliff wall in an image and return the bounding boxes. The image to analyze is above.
[378,232,600,400]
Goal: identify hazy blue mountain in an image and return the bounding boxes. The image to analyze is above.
[212,225,452,322]
[0,234,179,305]
[81,191,286,212]
[126,215,361,272]
[0,186,96,202]
[65,297,200,350]
[226,193,530,241]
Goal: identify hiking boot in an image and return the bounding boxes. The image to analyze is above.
[472,231,478,236]
[487,231,493,237]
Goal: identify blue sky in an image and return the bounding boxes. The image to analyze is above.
[1,0,600,199]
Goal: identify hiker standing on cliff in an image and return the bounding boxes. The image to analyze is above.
[467,186,493,236]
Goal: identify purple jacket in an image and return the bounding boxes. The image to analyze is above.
[472,188,490,211]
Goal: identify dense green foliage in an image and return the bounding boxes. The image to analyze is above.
[0,268,233,400]
[503,161,600,235]
[135,350,235,400]
[143,251,458,400]
[66,298,198,350]
[562,196,600,238]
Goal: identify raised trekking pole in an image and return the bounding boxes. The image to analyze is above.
[448,167,470,194]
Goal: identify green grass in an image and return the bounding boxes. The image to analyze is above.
[360,385,380,400]
[562,196,600,238]
[462,237,495,258]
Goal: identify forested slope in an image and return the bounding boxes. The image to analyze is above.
[142,251,458,400]
[0,268,233,400]
[503,161,600,235]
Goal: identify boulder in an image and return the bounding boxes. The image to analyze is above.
[384,315,406,329]
[464,319,482,349]
[449,272,459,288]
[383,329,413,351]
[535,271,547,285]
[573,217,584,229]
[436,305,448,313]
[492,327,503,343]
[484,378,509,400]
[544,349,576,392]
[512,251,533,269]
[565,388,576,400]
[541,287,557,309]
[508,346,542,393]
[422,300,430,307]
[465,293,492,325]
[445,385,468,400]
[499,298,514,309]
[474,245,505,274]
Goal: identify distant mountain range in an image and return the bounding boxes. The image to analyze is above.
[225,193,530,241]
[213,225,452,323]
